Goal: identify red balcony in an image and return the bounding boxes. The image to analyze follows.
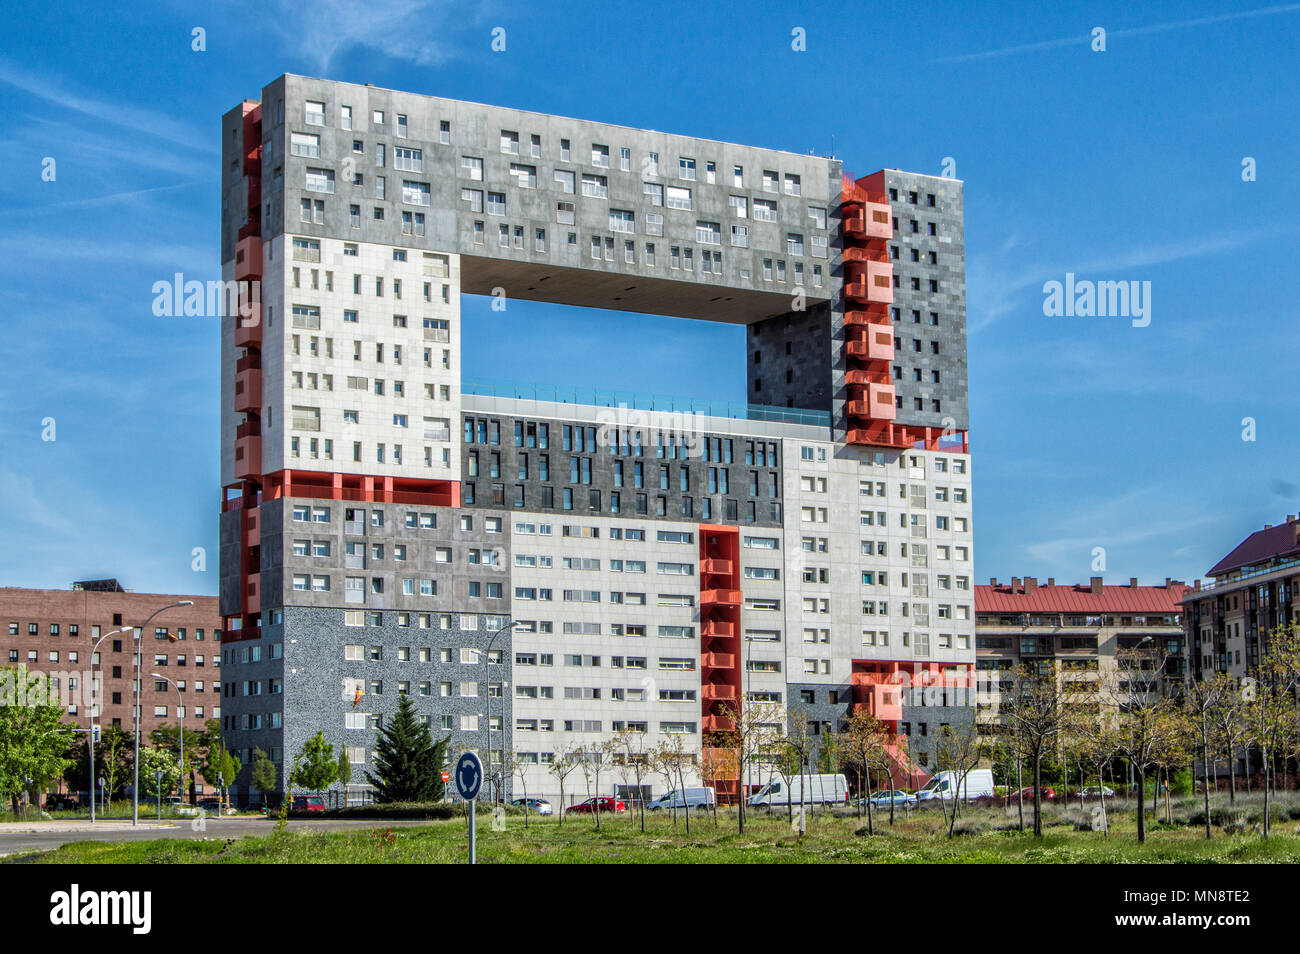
[844,260,893,305]
[701,557,733,577]
[235,351,262,374]
[234,368,262,413]
[246,177,261,208]
[703,714,736,733]
[243,143,262,177]
[234,236,262,283]
[855,682,903,723]
[244,572,261,615]
[701,620,736,639]
[842,246,887,264]
[233,435,261,479]
[701,588,741,606]
[846,328,894,362]
[234,305,263,348]
[703,683,737,702]
[244,506,260,549]
[847,384,896,421]
[702,652,736,670]
[863,201,892,239]
[846,368,890,387]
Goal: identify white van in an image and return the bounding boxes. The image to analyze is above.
[748,773,849,807]
[647,787,717,811]
[915,769,994,803]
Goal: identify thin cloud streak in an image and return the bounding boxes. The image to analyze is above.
[934,3,1300,64]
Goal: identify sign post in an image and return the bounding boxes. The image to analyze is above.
[455,752,483,865]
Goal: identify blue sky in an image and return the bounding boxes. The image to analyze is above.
[1,0,1297,596]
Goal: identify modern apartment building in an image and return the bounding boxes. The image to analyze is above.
[219,74,973,802]
[0,580,222,737]
[1184,516,1300,681]
[974,576,1186,739]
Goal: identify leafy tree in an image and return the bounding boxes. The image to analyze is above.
[1002,663,1066,837]
[292,732,342,793]
[201,736,242,801]
[250,748,278,800]
[0,666,73,814]
[337,751,352,787]
[838,709,891,831]
[364,697,448,802]
[138,747,181,803]
[149,723,204,794]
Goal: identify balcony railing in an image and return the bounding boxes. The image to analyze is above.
[463,378,831,428]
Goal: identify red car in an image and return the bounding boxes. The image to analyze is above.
[1010,787,1056,801]
[291,795,326,812]
[565,796,627,815]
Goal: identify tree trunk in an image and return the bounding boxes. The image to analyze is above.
[1135,766,1146,843]
[1261,746,1271,839]
[1016,754,1024,831]
[864,763,874,836]
[1032,753,1043,838]
[1201,718,1212,840]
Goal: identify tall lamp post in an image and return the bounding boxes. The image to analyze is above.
[152,672,185,802]
[88,626,132,824]
[132,601,192,827]
[473,619,519,805]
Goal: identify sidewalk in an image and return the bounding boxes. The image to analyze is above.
[0,820,176,834]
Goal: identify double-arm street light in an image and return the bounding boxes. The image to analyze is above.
[88,626,132,824]
[132,601,193,826]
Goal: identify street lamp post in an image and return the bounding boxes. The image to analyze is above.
[152,673,185,802]
[475,620,520,805]
[132,601,193,827]
[88,627,131,824]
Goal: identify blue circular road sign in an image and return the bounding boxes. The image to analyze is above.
[455,751,483,800]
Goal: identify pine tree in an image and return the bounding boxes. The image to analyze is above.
[365,695,449,803]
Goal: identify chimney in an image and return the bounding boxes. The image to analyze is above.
[1165,577,1172,588]
[1090,576,1103,595]
[1264,524,1272,530]
[1024,576,1038,593]
[1129,577,1138,588]
[989,577,998,587]
[1011,577,1021,592]
[1288,515,1296,523]
[1047,577,1055,586]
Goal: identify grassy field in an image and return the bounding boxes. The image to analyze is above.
[18,796,1300,864]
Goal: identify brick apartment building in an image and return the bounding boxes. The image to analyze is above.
[1184,515,1300,680]
[0,580,222,739]
[975,576,1186,737]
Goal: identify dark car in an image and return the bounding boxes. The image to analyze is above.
[565,796,626,815]
[44,795,80,812]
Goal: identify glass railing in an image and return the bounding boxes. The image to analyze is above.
[461,377,832,428]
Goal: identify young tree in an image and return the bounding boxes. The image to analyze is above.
[838,709,891,831]
[292,732,341,794]
[1065,709,1121,836]
[612,727,654,833]
[336,750,352,804]
[715,699,783,834]
[365,697,448,803]
[201,734,242,809]
[653,735,696,834]
[250,748,278,803]
[933,720,983,838]
[1209,684,1248,804]
[150,723,204,799]
[781,707,815,832]
[547,743,580,825]
[1184,672,1234,839]
[138,747,181,810]
[1002,664,1065,837]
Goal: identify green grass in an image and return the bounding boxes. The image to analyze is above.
[17,798,1300,864]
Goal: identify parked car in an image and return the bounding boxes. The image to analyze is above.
[1009,786,1057,802]
[866,789,917,808]
[511,797,553,815]
[647,787,716,811]
[565,796,626,815]
[43,795,80,812]
[1080,785,1115,800]
[916,769,996,803]
[748,774,849,807]
[291,795,326,812]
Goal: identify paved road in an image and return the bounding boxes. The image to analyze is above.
[0,817,434,859]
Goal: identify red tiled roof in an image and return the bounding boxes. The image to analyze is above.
[975,582,1187,615]
[1206,521,1300,577]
